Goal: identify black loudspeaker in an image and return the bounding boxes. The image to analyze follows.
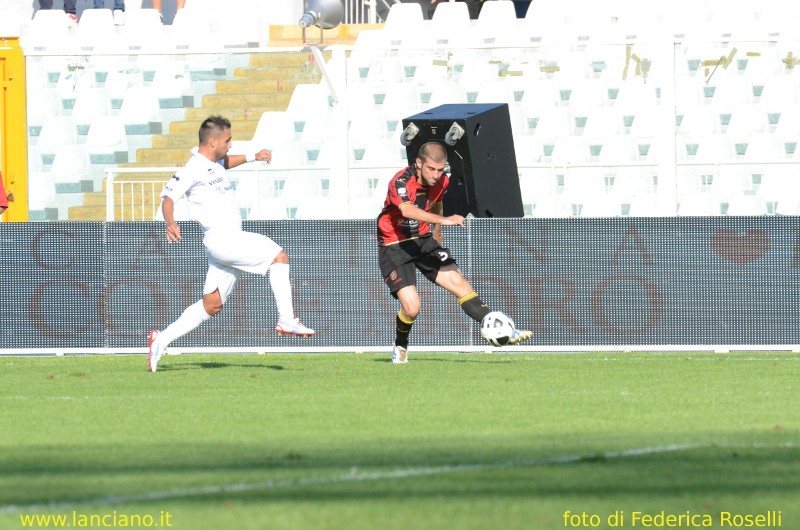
[401,103,523,218]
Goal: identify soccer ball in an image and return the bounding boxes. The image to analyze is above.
[480,311,515,347]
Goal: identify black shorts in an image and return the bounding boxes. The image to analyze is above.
[378,236,458,297]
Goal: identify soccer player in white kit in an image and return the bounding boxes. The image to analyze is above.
[147,115,314,372]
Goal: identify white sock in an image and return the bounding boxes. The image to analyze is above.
[269,262,295,322]
[159,299,212,347]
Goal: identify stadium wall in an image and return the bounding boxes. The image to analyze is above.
[2,218,799,354]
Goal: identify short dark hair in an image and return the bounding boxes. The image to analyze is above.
[417,141,447,164]
[199,115,231,145]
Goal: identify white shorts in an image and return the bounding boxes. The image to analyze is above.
[202,229,283,303]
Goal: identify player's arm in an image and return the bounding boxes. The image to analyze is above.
[430,201,444,243]
[161,196,182,243]
[224,149,272,169]
[397,201,464,229]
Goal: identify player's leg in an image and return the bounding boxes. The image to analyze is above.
[148,262,236,372]
[379,246,420,364]
[420,242,533,346]
[392,285,421,363]
[415,241,492,323]
[204,230,314,336]
[270,250,315,336]
[433,268,493,322]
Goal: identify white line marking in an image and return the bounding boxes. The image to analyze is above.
[1,442,796,514]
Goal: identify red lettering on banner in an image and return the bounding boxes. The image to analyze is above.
[525,276,587,334]
[590,275,663,334]
[32,229,76,270]
[100,280,168,336]
[131,229,172,270]
[29,280,91,336]
[504,224,547,267]
[711,229,770,265]
[610,226,654,267]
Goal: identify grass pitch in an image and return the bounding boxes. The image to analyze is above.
[1,352,798,529]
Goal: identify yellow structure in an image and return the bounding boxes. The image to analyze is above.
[0,36,27,222]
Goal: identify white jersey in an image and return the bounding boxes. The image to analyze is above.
[160,151,242,233]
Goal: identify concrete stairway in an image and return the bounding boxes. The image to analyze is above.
[68,45,340,221]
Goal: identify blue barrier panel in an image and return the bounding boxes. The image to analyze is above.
[1,218,799,352]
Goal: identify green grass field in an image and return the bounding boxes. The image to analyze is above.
[1,352,798,529]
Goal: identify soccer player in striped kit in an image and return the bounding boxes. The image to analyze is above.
[377,141,532,364]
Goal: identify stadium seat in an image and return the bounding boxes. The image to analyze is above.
[252,111,297,148]
[430,1,472,46]
[709,74,754,113]
[724,104,767,138]
[51,145,91,192]
[86,116,129,164]
[366,59,408,109]
[383,2,424,44]
[725,193,766,215]
[475,80,516,107]
[695,134,736,162]
[513,135,544,166]
[280,176,324,209]
[71,87,112,135]
[349,30,392,81]
[427,81,467,107]
[27,88,61,137]
[75,8,118,51]
[247,197,290,220]
[743,133,788,160]
[169,7,214,49]
[28,146,42,174]
[104,67,145,109]
[408,54,450,88]
[37,116,78,165]
[287,83,334,137]
[361,138,408,168]
[151,61,193,108]
[627,192,661,217]
[677,191,718,216]
[566,80,609,121]
[532,193,569,217]
[580,194,623,217]
[583,107,624,156]
[760,74,798,107]
[267,142,308,169]
[21,9,76,52]
[597,135,638,167]
[343,80,378,119]
[122,8,166,51]
[676,105,720,153]
[534,107,575,147]
[295,197,343,220]
[301,114,335,160]
[550,136,591,164]
[0,2,33,37]
[215,7,265,48]
[27,171,58,220]
[476,0,524,46]
[118,86,163,134]
[56,63,98,110]
[348,111,388,163]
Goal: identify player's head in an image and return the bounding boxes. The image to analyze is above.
[414,142,447,188]
[416,142,447,166]
[199,115,233,158]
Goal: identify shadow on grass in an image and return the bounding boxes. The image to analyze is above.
[3,442,799,507]
[160,362,286,371]
[372,357,510,364]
